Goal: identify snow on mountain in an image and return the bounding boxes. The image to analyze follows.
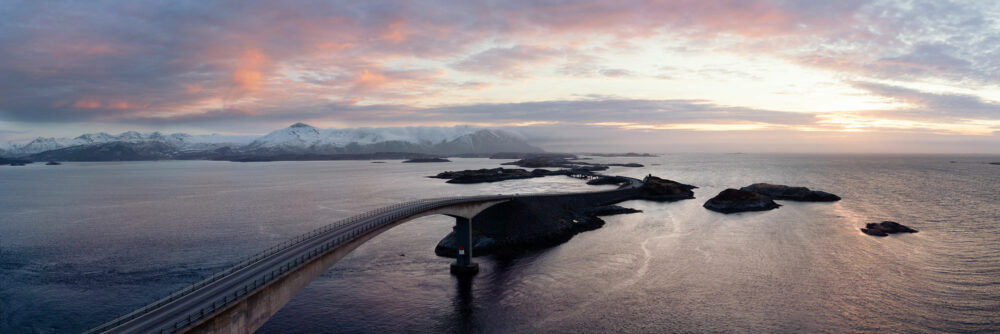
[1,123,541,158]
[74,132,116,144]
[1,131,254,156]
[248,123,492,149]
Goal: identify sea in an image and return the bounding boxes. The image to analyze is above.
[1,154,998,333]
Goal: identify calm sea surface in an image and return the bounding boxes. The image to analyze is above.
[1,155,998,333]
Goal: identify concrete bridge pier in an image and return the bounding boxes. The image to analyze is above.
[450,216,479,275]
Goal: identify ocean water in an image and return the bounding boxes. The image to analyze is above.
[0,155,997,333]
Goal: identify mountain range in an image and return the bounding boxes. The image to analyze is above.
[0,123,543,161]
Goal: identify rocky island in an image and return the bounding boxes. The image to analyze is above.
[586,175,633,186]
[434,174,697,257]
[501,156,643,169]
[402,157,450,163]
[740,183,841,202]
[1,157,32,166]
[583,152,658,157]
[488,152,577,160]
[861,221,918,236]
[431,166,615,184]
[703,188,781,213]
[431,168,539,183]
[635,175,697,201]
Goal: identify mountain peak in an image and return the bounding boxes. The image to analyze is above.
[289,122,313,128]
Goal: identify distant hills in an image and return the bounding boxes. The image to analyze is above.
[1,123,544,161]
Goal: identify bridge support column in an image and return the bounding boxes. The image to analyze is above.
[450,217,479,275]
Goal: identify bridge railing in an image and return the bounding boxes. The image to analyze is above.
[85,197,458,333]
[144,197,488,332]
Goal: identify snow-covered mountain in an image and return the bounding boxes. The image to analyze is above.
[246,123,541,155]
[1,132,254,156]
[2,123,543,160]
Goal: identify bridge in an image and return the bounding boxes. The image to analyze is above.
[86,177,643,334]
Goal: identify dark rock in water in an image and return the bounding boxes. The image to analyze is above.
[585,152,658,157]
[371,161,386,163]
[587,175,631,186]
[431,168,538,183]
[434,188,641,257]
[586,205,642,216]
[402,157,450,163]
[489,152,577,160]
[502,156,577,168]
[740,183,841,202]
[861,221,918,236]
[1,157,32,166]
[636,175,697,201]
[45,161,61,165]
[502,156,642,169]
[990,162,1000,165]
[433,166,609,184]
[703,189,781,213]
[860,227,888,236]
[608,163,644,167]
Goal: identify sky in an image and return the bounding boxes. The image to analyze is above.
[1,0,999,153]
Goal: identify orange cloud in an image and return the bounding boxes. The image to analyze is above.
[354,69,389,89]
[380,21,410,43]
[72,99,102,109]
[232,49,269,92]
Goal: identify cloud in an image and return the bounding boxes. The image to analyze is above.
[795,1,1000,84]
[852,81,1000,120]
[598,69,633,77]
[452,45,562,78]
[113,97,818,135]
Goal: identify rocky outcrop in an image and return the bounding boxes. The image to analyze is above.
[489,152,577,160]
[703,189,781,213]
[431,168,539,183]
[501,156,578,168]
[501,157,643,169]
[636,175,697,201]
[587,176,631,186]
[990,162,1000,165]
[45,161,61,165]
[584,152,658,157]
[861,221,918,236]
[402,158,450,163]
[433,173,698,257]
[739,183,841,202]
[431,165,624,184]
[0,157,32,166]
[586,205,642,216]
[434,192,644,257]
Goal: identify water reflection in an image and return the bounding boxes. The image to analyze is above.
[451,273,476,333]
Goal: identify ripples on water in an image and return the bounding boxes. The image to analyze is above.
[0,155,998,333]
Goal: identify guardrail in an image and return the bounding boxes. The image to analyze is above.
[86,178,642,333]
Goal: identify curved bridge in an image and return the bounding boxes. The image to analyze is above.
[86,177,643,334]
